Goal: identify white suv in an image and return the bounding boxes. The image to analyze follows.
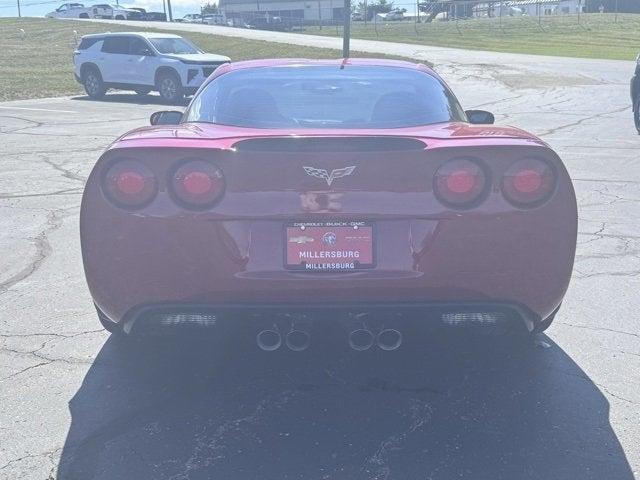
[73,32,230,103]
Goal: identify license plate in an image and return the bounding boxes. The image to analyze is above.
[285,222,375,271]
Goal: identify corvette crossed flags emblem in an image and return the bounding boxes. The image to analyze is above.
[303,166,356,186]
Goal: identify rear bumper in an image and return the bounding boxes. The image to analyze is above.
[120,301,538,335]
[83,213,576,330]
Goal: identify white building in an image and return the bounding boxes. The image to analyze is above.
[220,0,346,23]
[474,0,584,17]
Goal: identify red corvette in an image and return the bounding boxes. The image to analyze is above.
[80,58,577,351]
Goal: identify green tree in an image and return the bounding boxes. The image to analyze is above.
[201,2,218,14]
[356,0,393,19]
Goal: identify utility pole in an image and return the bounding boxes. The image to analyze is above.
[17,0,21,17]
[342,0,350,57]
[166,0,173,21]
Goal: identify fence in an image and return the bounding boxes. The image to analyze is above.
[217,0,636,34]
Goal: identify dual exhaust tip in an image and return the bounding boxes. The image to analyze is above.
[349,327,402,351]
[256,326,402,352]
[257,328,310,352]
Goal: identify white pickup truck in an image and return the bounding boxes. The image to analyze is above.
[46,3,92,18]
[91,4,145,20]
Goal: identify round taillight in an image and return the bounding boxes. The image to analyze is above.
[103,160,157,209]
[171,160,225,209]
[502,158,556,208]
[433,158,488,209]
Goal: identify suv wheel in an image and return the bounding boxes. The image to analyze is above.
[634,95,640,134]
[156,71,184,104]
[83,67,106,99]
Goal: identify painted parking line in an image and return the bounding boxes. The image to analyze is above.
[0,106,78,114]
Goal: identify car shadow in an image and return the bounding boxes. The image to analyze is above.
[70,94,190,108]
[56,330,633,480]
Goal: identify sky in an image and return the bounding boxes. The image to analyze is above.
[0,0,205,18]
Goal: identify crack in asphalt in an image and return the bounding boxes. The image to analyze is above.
[0,328,105,381]
[558,322,639,339]
[0,448,62,478]
[41,155,87,184]
[361,398,433,480]
[0,188,84,200]
[538,105,630,136]
[0,207,74,295]
[167,389,300,480]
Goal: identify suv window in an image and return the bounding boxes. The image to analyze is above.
[78,37,103,50]
[101,36,131,54]
[130,38,151,55]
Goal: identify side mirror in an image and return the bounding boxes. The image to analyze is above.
[150,110,182,126]
[142,48,154,56]
[465,110,495,125]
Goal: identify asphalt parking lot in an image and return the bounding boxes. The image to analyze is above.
[1,30,639,479]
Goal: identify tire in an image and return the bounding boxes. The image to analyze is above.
[95,305,122,335]
[634,95,640,134]
[533,304,561,333]
[82,67,106,99]
[79,13,89,18]
[115,14,125,19]
[134,87,151,95]
[156,71,184,104]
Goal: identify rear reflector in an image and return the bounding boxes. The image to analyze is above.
[441,312,506,326]
[157,313,217,327]
[171,159,225,209]
[103,160,157,209]
[502,158,556,208]
[132,313,218,335]
[434,158,488,209]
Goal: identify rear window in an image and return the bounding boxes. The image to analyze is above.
[78,37,102,50]
[185,65,464,129]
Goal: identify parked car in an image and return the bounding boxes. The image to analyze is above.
[203,13,226,25]
[45,3,91,18]
[246,15,292,31]
[80,58,577,346]
[175,13,202,23]
[351,12,364,21]
[376,9,404,21]
[129,7,166,21]
[73,32,230,103]
[91,4,145,20]
[632,53,640,134]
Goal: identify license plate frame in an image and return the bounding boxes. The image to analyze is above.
[284,221,375,272]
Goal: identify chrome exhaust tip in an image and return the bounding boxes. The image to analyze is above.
[257,329,281,351]
[285,329,311,351]
[349,328,375,351]
[376,328,402,351]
